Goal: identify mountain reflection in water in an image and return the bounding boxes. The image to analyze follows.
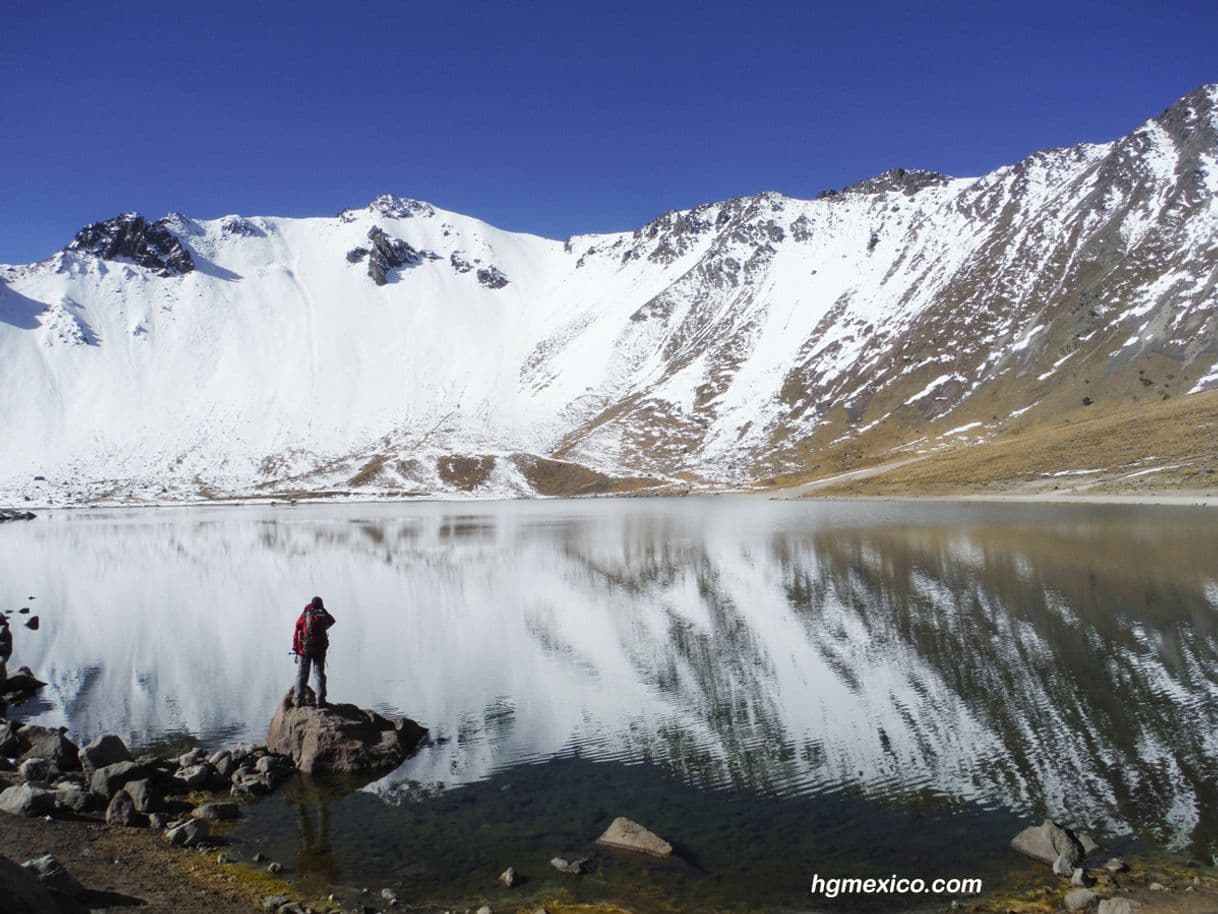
[2,498,1216,862]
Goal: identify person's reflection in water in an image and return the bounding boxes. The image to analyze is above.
[283,779,337,884]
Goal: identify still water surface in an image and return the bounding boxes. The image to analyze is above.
[2,498,1216,910]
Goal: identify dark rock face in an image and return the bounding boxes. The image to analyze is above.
[1,854,87,914]
[219,215,264,238]
[366,227,423,286]
[450,250,473,273]
[265,691,426,774]
[476,265,509,289]
[65,213,195,276]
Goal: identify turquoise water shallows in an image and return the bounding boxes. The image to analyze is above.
[2,498,1216,910]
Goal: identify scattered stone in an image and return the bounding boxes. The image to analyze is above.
[1054,855,1075,877]
[52,783,94,814]
[265,692,427,775]
[173,762,216,790]
[1096,900,1141,914]
[17,758,51,782]
[165,818,209,847]
[267,861,283,874]
[262,896,289,912]
[1072,868,1094,888]
[1148,882,1165,892]
[499,866,516,888]
[381,887,399,904]
[216,853,232,864]
[476,907,492,914]
[1104,858,1129,873]
[1011,819,1097,868]
[24,616,39,630]
[0,783,57,817]
[148,812,169,830]
[550,856,590,874]
[253,851,268,863]
[124,778,162,814]
[230,769,275,797]
[193,801,240,821]
[79,735,133,781]
[1065,889,1101,911]
[104,789,146,827]
[596,816,674,857]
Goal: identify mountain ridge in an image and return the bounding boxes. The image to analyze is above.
[2,83,1216,504]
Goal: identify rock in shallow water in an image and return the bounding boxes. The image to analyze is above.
[596,816,674,857]
[1011,819,1098,867]
[265,692,426,775]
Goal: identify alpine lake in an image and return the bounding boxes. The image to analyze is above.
[2,497,1217,912]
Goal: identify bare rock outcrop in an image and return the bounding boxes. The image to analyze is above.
[265,692,426,775]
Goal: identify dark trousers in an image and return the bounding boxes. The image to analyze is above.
[295,652,326,704]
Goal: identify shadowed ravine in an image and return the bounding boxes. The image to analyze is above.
[1,498,1215,908]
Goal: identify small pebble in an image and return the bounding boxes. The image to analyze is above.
[1149,882,1165,892]
[216,853,231,864]
[253,851,267,863]
[266,861,283,874]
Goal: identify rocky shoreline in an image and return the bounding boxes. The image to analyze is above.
[2,677,1215,914]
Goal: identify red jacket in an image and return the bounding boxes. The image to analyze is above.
[292,605,335,657]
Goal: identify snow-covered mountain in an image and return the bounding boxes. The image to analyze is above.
[2,84,1216,504]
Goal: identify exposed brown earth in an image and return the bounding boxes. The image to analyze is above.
[774,389,1218,499]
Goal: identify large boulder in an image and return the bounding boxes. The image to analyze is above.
[17,726,79,771]
[1011,819,1099,867]
[596,817,674,857]
[79,735,133,782]
[266,693,426,775]
[0,783,57,817]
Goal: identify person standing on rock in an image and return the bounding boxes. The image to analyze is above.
[292,597,335,707]
[0,613,12,694]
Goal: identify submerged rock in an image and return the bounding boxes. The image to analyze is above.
[265,692,426,775]
[550,856,590,874]
[595,816,674,857]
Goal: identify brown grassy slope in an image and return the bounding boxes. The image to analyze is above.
[790,389,1218,497]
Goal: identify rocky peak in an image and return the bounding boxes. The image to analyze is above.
[838,168,952,198]
[339,194,436,222]
[65,213,195,276]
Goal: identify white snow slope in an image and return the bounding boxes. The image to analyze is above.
[2,84,1217,504]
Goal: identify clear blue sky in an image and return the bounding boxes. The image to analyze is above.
[2,0,1214,263]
